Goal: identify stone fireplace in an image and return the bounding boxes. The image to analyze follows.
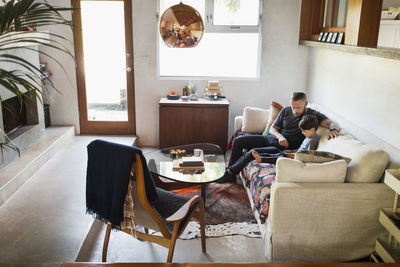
[0,45,45,169]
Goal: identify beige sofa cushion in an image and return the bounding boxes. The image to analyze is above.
[276,157,347,183]
[241,107,269,134]
[295,150,352,164]
[317,134,389,183]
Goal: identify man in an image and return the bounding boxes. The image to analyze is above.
[225,92,340,181]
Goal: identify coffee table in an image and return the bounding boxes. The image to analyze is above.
[145,143,226,204]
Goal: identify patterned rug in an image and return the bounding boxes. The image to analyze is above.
[171,182,261,239]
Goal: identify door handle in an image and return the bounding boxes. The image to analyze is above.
[126,67,132,72]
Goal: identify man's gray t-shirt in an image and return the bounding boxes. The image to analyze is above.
[273,107,327,138]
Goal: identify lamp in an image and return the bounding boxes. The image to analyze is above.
[159,2,204,48]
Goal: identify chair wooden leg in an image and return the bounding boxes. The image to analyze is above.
[102,224,112,262]
[199,200,206,252]
[167,222,179,262]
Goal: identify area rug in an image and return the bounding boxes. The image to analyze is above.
[171,183,261,239]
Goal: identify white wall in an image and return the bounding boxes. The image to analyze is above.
[39,0,80,134]
[133,0,309,146]
[306,48,400,150]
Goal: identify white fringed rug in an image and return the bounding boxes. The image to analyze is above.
[179,221,261,239]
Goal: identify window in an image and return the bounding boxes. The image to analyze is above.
[158,0,262,79]
[322,0,348,29]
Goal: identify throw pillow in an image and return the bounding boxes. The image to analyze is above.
[241,107,269,134]
[294,150,352,164]
[262,101,283,135]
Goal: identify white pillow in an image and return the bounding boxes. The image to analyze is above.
[241,107,269,134]
[276,157,347,183]
[317,135,389,183]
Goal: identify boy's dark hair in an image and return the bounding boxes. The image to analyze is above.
[292,92,307,102]
[299,114,318,131]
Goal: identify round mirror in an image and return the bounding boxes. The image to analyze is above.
[159,2,204,48]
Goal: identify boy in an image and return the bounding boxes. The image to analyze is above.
[222,114,320,179]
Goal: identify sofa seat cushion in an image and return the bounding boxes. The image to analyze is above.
[317,134,389,183]
[243,160,276,223]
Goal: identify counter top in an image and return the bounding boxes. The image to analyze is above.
[159,97,229,105]
[300,40,400,61]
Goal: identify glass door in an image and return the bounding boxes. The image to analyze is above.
[72,0,135,134]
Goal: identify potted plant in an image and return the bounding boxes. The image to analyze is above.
[0,0,73,156]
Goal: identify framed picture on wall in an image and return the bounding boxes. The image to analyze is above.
[321,32,329,42]
[336,32,344,44]
[330,32,338,43]
[326,32,334,43]
[317,32,324,42]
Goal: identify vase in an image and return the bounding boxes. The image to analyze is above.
[189,93,199,101]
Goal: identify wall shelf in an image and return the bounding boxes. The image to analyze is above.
[373,169,400,263]
[300,40,400,61]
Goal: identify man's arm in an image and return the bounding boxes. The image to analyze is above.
[320,118,341,139]
[269,125,289,148]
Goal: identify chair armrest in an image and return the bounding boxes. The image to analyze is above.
[268,182,393,261]
[166,195,201,222]
[234,115,243,132]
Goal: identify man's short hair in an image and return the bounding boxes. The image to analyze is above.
[292,92,307,102]
[299,114,318,131]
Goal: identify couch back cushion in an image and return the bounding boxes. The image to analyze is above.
[317,133,389,183]
[242,107,269,134]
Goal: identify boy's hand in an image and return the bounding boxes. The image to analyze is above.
[328,129,341,139]
[278,137,289,148]
[286,153,294,159]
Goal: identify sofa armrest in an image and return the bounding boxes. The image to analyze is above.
[234,115,243,132]
[268,182,393,262]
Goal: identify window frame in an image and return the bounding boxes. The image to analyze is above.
[156,0,263,80]
[204,0,263,33]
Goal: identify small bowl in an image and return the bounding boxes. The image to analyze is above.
[181,96,189,101]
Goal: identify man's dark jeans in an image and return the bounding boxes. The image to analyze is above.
[228,146,285,175]
[228,134,304,168]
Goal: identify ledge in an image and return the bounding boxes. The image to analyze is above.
[300,40,400,61]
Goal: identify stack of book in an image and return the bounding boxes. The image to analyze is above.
[173,156,204,171]
[205,81,222,96]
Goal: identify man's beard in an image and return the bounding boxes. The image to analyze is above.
[293,111,305,117]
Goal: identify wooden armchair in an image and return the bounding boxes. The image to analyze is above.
[102,153,206,262]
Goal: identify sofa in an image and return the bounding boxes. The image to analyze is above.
[233,104,398,262]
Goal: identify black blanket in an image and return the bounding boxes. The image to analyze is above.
[86,139,158,228]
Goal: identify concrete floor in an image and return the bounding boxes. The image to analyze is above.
[0,135,266,265]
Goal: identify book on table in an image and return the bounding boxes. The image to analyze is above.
[172,157,205,171]
[179,156,204,167]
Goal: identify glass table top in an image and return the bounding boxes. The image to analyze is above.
[145,143,226,184]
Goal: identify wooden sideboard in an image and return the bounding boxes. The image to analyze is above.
[159,98,229,151]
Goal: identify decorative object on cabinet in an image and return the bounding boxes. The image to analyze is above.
[371,169,400,263]
[167,91,180,100]
[188,81,198,101]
